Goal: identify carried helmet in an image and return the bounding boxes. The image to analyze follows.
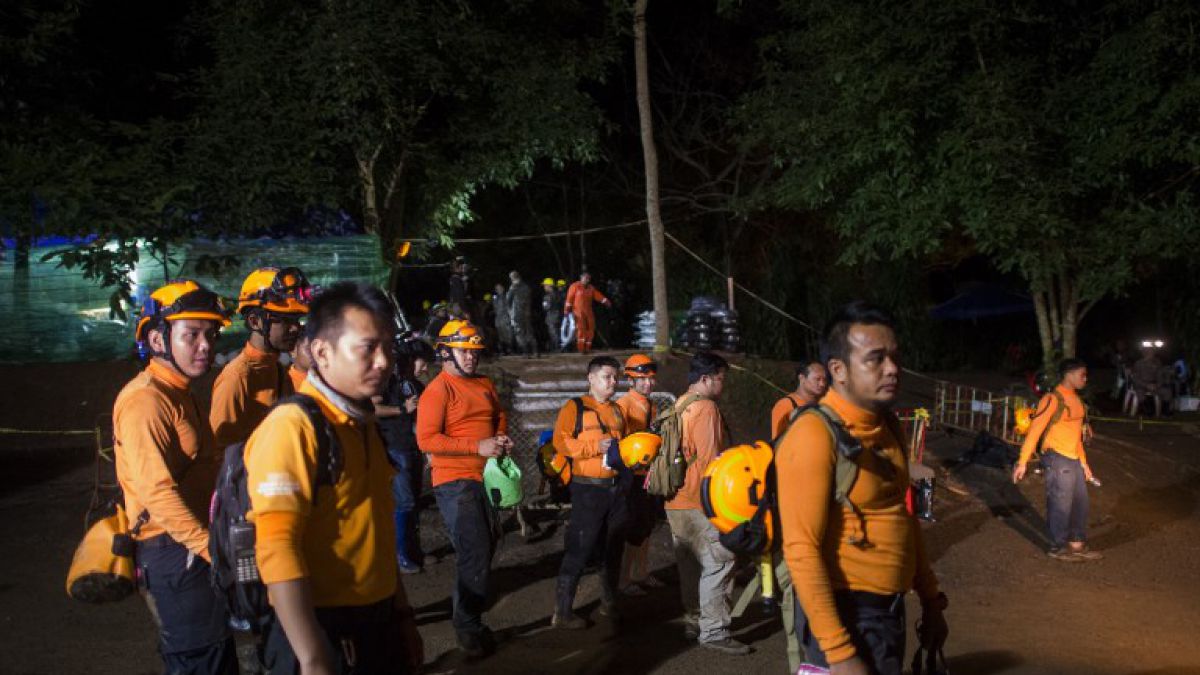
[624,354,657,378]
[135,280,231,358]
[237,266,312,315]
[619,432,662,468]
[556,279,566,287]
[541,277,555,287]
[437,320,485,350]
[483,457,524,509]
[700,441,775,542]
[1014,407,1035,436]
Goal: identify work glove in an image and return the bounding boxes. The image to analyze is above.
[602,438,626,473]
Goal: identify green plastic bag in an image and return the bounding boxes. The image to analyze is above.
[483,456,524,509]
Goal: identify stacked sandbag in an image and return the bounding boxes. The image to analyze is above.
[634,311,657,349]
[675,296,742,353]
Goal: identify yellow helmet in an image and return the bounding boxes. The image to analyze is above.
[1014,407,1035,436]
[700,442,775,542]
[437,320,485,350]
[237,266,312,315]
[556,279,566,287]
[541,277,555,287]
[135,280,231,343]
[619,432,662,468]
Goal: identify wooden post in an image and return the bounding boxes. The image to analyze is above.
[727,277,735,312]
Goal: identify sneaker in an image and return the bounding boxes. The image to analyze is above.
[396,554,422,575]
[597,600,621,621]
[1047,548,1083,562]
[683,622,700,641]
[699,638,752,655]
[552,612,588,630]
[1070,546,1104,561]
[457,628,496,658]
[621,584,648,597]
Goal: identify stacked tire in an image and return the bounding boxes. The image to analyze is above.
[634,311,657,349]
[675,296,743,353]
[713,307,742,352]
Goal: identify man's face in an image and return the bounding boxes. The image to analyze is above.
[269,313,303,352]
[698,369,726,400]
[1063,367,1088,390]
[580,272,592,286]
[829,324,901,411]
[291,336,313,371]
[632,375,656,396]
[801,363,829,399]
[589,365,618,401]
[153,319,219,379]
[451,347,479,375]
[310,307,393,400]
[412,357,429,379]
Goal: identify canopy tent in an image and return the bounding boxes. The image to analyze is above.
[930,284,1034,320]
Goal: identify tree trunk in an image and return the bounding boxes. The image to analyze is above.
[1060,272,1079,359]
[634,0,670,352]
[356,146,382,234]
[1032,285,1055,374]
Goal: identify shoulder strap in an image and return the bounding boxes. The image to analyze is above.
[1034,391,1067,451]
[803,404,872,547]
[278,394,343,495]
[788,394,800,411]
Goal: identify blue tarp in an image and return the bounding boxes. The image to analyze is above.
[930,284,1033,320]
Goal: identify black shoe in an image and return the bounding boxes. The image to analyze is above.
[457,628,495,658]
[699,638,751,655]
[1048,547,1083,562]
[683,622,700,641]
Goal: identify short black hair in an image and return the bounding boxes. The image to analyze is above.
[305,282,395,344]
[588,355,621,375]
[820,301,897,367]
[688,351,729,384]
[1058,358,1087,377]
[795,359,824,378]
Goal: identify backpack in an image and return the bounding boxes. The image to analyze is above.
[208,394,343,630]
[713,403,903,555]
[536,398,610,490]
[645,393,706,498]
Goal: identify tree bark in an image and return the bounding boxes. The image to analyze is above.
[1060,272,1078,359]
[1032,285,1055,374]
[634,0,670,352]
[356,144,383,234]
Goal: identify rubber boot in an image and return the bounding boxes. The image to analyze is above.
[394,510,421,574]
[597,571,620,621]
[551,576,586,630]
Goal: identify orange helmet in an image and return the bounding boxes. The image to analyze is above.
[619,432,662,468]
[437,320,485,350]
[237,266,312,315]
[135,280,231,346]
[700,442,775,542]
[624,354,657,378]
[1014,407,1035,436]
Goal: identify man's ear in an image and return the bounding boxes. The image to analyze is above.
[245,312,262,332]
[310,336,332,371]
[148,327,167,353]
[827,358,848,385]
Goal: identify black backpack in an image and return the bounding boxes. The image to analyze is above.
[208,394,343,629]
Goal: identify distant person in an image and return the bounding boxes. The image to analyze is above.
[1014,358,1102,562]
[115,280,237,674]
[542,278,562,352]
[770,359,829,438]
[1127,350,1167,416]
[564,270,611,354]
[210,266,311,449]
[287,332,312,391]
[616,354,664,595]
[550,356,629,629]
[507,271,538,357]
[776,302,947,674]
[448,256,472,316]
[423,302,450,343]
[245,282,423,672]
[490,284,514,355]
[665,352,748,655]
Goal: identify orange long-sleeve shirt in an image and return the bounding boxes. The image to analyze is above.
[776,388,939,664]
[416,370,508,486]
[113,359,220,560]
[563,282,608,316]
[770,392,811,439]
[1018,385,1088,465]
[553,396,626,479]
[210,342,293,450]
[288,364,307,392]
[616,390,655,434]
[665,394,727,512]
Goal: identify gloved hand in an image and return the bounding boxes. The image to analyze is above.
[602,438,626,473]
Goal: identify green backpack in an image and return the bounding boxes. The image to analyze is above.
[645,392,707,498]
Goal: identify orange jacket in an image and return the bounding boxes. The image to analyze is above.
[563,282,608,316]
[776,388,939,664]
[245,375,397,608]
[665,395,727,512]
[210,342,293,450]
[113,359,221,560]
[616,390,655,434]
[288,364,307,392]
[1018,385,1088,464]
[416,370,507,486]
[770,392,812,439]
[553,396,626,480]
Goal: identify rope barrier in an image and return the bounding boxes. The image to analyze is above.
[0,427,94,436]
[399,218,647,245]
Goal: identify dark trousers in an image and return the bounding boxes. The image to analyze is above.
[559,478,630,595]
[260,598,411,674]
[433,479,497,635]
[389,449,424,563]
[624,477,657,547]
[797,590,906,675]
[136,536,238,675]
[1043,450,1089,548]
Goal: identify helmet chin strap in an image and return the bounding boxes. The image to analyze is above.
[248,309,285,353]
[441,347,482,378]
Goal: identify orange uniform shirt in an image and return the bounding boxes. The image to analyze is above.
[563,282,608,316]
[1018,385,1088,464]
[776,388,939,664]
[616,390,655,434]
[665,395,727,512]
[553,396,626,480]
[416,370,508,486]
[245,376,397,608]
[770,392,811,439]
[113,359,220,560]
[288,364,307,392]
[210,342,293,450]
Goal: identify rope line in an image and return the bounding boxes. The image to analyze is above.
[400,219,647,244]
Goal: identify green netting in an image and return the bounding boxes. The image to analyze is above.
[0,236,389,364]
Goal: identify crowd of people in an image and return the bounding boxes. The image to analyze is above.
[114,260,965,675]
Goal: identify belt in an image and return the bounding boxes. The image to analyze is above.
[838,589,905,613]
[136,533,181,550]
[572,475,619,487]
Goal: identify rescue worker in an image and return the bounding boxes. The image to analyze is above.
[665,352,748,655]
[114,280,237,673]
[551,356,629,629]
[490,285,513,355]
[424,301,450,343]
[1013,358,1103,561]
[563,270,611,354]
[375,336,436,574]
[416,320,512,658]
[448,256,472,316]
[287,332,312,392]
[210,267,311,450]
[776,302,947,675]
[770,359,829,438]
[507,271,538,358]
[616,354,664,595]
[245,282,423,673]
[541,278,562,352]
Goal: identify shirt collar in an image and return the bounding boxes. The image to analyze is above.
[821,388,882,429]
[242,341,278,364]
[303,370,374,424]
[147,358,190,390]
